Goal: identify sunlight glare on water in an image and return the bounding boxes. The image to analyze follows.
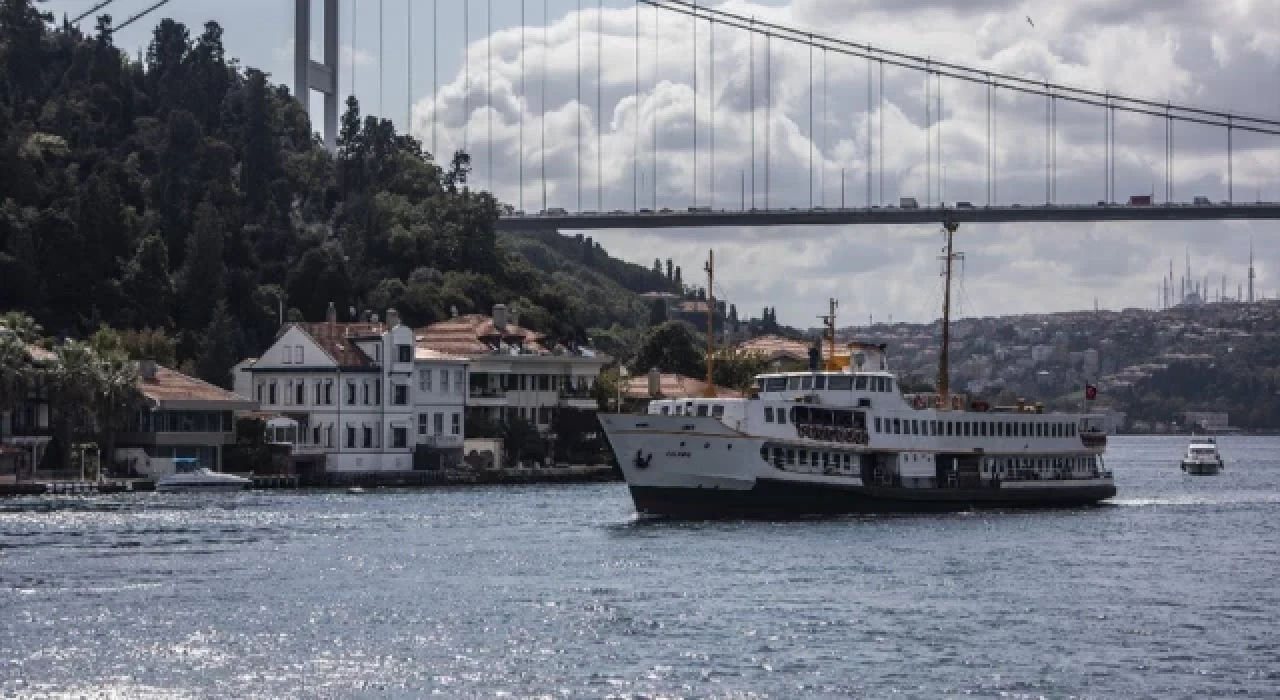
[2,437,1279,697]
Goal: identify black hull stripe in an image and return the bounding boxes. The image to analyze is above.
[629,478,1116,518]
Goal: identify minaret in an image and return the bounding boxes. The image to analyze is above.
[1248,239,1256,304]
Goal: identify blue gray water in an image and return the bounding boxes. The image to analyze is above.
[2,436,1278,698]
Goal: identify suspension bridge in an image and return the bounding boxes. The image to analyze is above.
[285,0,1280,230]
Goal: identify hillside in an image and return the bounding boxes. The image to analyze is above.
[0,3,671,385]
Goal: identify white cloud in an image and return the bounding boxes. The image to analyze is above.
[408,1,1280,327]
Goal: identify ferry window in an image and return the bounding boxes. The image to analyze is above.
[765,407,775,422]
[772,448,783,463]
[696,404,710,417]
[946,421,953,436]
[828,376,853,390]
[821,453,830,467]
[855,376,868,390]
[799,451,808,466]
[874,417,881,432]
[931,421,939,436]
[765,378,788,392]
[788,377,803,390]
[787,449,796,465]
[912,420,920,435]
[801,376,814,390]
[1019,423,1026,437]
[886,379,894,393]
[756,378,765,392]
[1037,423,1044,437]
[843,454,851,467]
[814,375,827,390]
[979,422,987,437]
[712,405,725,418]
[893,418,901,434]
[779,409,788,425]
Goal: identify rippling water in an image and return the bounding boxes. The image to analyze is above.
[3,436,1279,698]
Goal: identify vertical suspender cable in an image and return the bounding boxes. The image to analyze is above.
[379,0,384,114]
[1228,115,1233,203]
[634,1,639,211]
[487,0,492,191]
[652,4,658,210]
[808,39,813,209]
[431,0,437,158]
[822,47,827,208]
[1169,105,1174,203]
[710,15,715,209]
[463,2,469,154]
[351,0,357,99]
[937,73,942,204]
[577,0,582,211]
[878,60,883,205]
[993,82,998,205]
[597,0,602,212]
[407,0,412,131]
[925,65,930,207]
[765,31,771,210]
[541,0,547,211]
[693,1,698,209]
[749,18,755,210]
[520,0,526,212]
[864,50,870,208]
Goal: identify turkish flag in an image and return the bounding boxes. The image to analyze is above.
[1085,384,1098,401]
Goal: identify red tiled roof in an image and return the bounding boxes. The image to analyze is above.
[293,321,385,367]
[138,366,255,407]
[416,314,545,357]
[622,373,744,400]
[736,334,813,361]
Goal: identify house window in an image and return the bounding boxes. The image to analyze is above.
[442,371,450,392]
[778,409,787,425]
[325,424,333,448]
[711,405,725,418]
[538,375,550,391]
[256,382,264,403]
[268,381,277,405]
[374,380,381,405]
[765,407,774,422]
[374,344,382,362]
[455,370,463,393]
[362,382,370,405]
[282,346,292,364]
[346,382,356,405]
[397,345,411,363]
[420,369,431,391]
[362,426,373,448]
[393,385,409,405]
[325,380,333,405]
[451,413,461,435]
[312,425,321,445]
[874,417,881,433]
[391,426,407,448]
[346,425,356,448]
[432,413,444,435]
[313,381,322,405]
[294,346,303,364]
[295,382,305,406]
[418,414,428,435]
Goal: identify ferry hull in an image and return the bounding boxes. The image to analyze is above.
[600,414,1115,519]
[1181,460,1222,475]
[629,480,1117,518]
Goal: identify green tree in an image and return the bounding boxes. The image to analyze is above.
[196,301,240,388]
[120,235,175,329]
[632,321,704,378]
[176,200,225,331]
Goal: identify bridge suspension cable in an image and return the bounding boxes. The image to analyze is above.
[642,0,1280,136]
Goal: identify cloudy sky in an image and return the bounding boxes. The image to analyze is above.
[46,0,1280,327]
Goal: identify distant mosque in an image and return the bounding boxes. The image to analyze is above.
[1159,243,1258,309]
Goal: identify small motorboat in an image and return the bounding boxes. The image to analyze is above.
[346,487,365,494]
[156,459,251,493]
[1180,437,1224,475]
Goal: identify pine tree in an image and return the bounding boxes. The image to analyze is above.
[196,300,240,389]
[240,68,278,215]
[176,200,225,331]
[121,235,174,329]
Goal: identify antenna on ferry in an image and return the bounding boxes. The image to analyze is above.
[937,218,962,409]
[703,250,717,398]
[818,298,838,370]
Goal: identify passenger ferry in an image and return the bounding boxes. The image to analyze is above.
[600,225,1116,517]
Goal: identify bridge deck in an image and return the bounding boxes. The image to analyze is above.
[496,203,1280,231]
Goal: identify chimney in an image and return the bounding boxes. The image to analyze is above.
[326,301,337,324]
[509,308,519,329]
[138,359,157,380]
[493,303,508,331]
[648,367,661,398]
[450,305,459,318]
[386,308,401,328]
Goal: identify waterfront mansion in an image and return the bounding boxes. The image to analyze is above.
[235,304,468,474]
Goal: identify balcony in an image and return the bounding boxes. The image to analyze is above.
[468,387,509,406]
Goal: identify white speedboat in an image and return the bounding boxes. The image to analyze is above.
[156,462,251,493]
[1180,437,1224,475]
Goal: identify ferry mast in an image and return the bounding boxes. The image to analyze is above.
[937,220,961,408]
[818,298,838,370]
[703,250,717,398]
